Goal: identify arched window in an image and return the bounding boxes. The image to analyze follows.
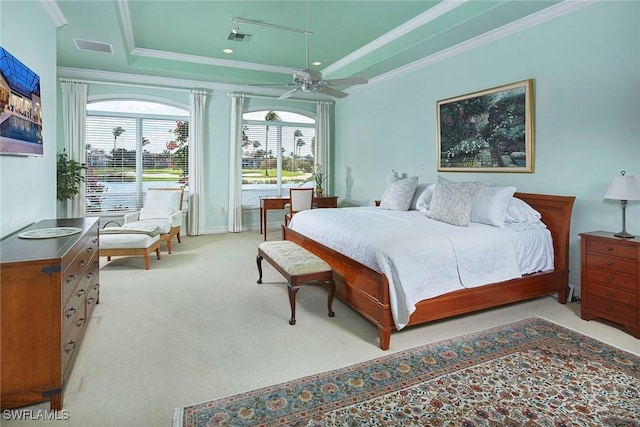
[242,110,315,207]
[85,100,188,214]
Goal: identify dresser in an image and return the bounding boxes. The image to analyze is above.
[580,231,639,338]
[1,218,100,410]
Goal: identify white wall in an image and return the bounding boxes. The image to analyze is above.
[1,1,58,237]
[332,2,640,293]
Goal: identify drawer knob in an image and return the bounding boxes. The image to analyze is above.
[606,291,613,297]
[65,307,77,318]
[607,246,613,251]
[78,260,86,267]
[607,276,613,282]
[606,261,613,266]
[76,288,86,297]
[65,274,77,283]
[607,306,613,312]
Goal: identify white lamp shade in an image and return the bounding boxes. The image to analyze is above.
[604,174,640,201]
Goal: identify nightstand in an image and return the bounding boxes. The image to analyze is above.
[580,231,639,338]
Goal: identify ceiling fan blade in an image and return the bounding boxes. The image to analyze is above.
[316,86,348,98]
[324,77,368,86]
[278,87,301,100]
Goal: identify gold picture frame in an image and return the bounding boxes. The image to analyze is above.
[436,79,534,172]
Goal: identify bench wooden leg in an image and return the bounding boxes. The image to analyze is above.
[256,255,264,284]
[288,283,301,325]
[326,279,336,318]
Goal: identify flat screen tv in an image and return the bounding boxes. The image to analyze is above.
[0,46,43,156]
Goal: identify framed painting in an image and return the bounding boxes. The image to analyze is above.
[436,79,534,172]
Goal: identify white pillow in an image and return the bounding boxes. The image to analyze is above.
[505,197,542,223]
[415,183,436,212]
[470,186,517,227]
[379,175,418,211]
[409,183,432,210]
[427,176,481,226]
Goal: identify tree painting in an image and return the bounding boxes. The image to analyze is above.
[437,80,533,172]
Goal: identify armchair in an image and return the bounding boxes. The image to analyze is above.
[123,187,184,254]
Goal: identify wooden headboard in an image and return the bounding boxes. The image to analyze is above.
[515,192,575,272]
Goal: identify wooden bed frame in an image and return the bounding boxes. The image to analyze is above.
[282,192,575,350]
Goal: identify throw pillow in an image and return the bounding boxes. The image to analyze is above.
[379,175,418,211]
[470,186,517,227]
[427,176,481,226]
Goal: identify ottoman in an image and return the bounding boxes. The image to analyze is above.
[99,225,161,270]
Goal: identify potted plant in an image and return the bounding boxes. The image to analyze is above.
[312,164,327,197]
[57,149,87,202]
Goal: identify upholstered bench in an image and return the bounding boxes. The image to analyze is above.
[99,225,161,270]
[257,240,335,325]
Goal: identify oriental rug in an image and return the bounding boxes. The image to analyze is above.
[173,317,640,426]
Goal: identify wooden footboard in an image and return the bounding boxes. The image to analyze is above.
[283,192,575,350]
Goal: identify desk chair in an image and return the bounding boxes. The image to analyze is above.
[284,188,314,226]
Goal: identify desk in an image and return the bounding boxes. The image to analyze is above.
[260,195,338,240]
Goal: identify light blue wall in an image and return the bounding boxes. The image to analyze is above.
[333,2,640,293]
[0,1,57,237]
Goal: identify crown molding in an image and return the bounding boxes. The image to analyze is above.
[56,66,328,100]
[322,0,466,76]
[368,0,598,87]
[39,0,67,27]
[118,0,292,76]
[130,47,294,75]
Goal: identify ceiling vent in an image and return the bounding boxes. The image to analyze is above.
[227,32,252,43]
[73,38,114,54]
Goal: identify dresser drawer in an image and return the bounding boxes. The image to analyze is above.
[62,287,86,336]
[585,253,637,275]
[586,282,637,307]
[586,295,638,324]
[62,243,99,305]
[586,239,637,260]
[62,314,87,376]
[584,266,638,293]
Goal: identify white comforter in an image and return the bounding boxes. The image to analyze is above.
[289,207,553,329]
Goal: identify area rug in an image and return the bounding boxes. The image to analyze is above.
[173,317,640,426]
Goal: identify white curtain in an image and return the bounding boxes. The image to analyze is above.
[315,101,331,191]
[188,90,207,235]
[228,93,244,232]
[60,80,88,218]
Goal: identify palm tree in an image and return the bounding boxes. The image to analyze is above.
[296,138,306,171]
[292,129,303,171]
[264,111,281,176]
[112,126,126,169]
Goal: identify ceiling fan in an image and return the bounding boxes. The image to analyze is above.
[250,2,368,100]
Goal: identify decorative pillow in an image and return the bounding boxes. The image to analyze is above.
[505,197,542,223]
[139,190,181,220]
[379,175,418,211]
[415,183,436,212]
[470,186,517,227]
[409,183,432,210]
[427,176,481,226]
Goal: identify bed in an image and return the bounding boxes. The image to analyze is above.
[282,192,575,350]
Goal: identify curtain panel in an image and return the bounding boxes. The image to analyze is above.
[315,101,331,193]
[60,80,88,218]
[228,93,244,232]
[188,90,207,235]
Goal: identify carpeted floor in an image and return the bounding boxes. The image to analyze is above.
[175,317,640,427]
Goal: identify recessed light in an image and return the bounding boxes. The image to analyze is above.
[312,61,321,66]
[223,48,234,54]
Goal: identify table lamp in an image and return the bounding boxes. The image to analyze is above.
[604,170,640,238]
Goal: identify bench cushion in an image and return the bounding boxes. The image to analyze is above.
[259,241,330,276]
[100,233,160,250]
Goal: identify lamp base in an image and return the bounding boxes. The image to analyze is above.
[614,230,635,239]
